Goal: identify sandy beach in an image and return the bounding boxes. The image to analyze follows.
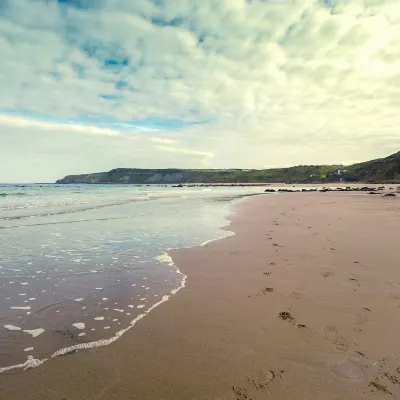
[1,189,400,400]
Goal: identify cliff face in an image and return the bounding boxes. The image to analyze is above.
[346,151,400,182]
[56,169,235,184]
[56,166,341,184]
[55,152,400,184]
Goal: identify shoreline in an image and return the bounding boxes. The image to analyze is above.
[0,192,249,375]
[1,190,399,399]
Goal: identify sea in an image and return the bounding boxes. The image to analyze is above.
[0,183,263,373]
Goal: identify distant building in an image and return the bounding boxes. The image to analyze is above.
[328,168,348,176]
[327,168,349,178]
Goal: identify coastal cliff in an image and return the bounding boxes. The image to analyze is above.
[56,151,400,184]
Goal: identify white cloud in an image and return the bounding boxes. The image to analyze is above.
[153,144,214,161]
[0,115,122,137]
[150,137,177,144]
[0,0,399,181]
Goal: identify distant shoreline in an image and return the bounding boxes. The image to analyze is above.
[55,150,400,184]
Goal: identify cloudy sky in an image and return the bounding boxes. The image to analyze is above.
[1,0,399,182]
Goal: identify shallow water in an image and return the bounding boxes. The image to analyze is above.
[0,184,262,372]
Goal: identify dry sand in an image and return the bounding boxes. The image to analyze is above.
[1,190,400,400]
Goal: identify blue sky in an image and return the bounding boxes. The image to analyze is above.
[0,0,399,181]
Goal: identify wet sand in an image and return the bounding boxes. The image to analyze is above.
[1,190,400,399]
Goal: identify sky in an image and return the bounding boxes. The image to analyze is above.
[1,0,400,182]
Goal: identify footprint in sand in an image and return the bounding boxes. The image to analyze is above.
[365,356,400,397]
[279,311,295,322]
[368,381,392,395]
[385,282,400,300]
[289,291,302,299]
[354,308,371,325]
[323,325,349,353]
[322,271,334,278]
[254,287,274,297]
[232,370,281,400]
[346,277,361,292]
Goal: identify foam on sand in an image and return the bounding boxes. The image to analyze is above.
[200,232,235,247]
[4,325,21,331]
[0,250,187,374]
[0,356,46,373]
[72,323,85,330]
[154,253,174,266]
[23,328,45,337]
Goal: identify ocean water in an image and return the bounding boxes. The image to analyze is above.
[0,184,262,372]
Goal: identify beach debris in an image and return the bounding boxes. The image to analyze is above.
[384,193,396,197]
